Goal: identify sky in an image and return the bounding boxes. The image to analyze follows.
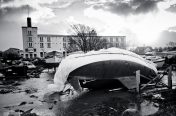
[0,0,176,51]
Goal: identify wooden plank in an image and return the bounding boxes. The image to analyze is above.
[117,76,137,89]
[168,65,172,89]
[136,70,140,93]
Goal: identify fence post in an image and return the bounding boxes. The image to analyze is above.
[136,70,140,93]
[168,65,172,89]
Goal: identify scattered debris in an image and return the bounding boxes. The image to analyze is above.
[28,102,34,104]
[3,105,15,109]
[14,109,24,113]
[19,101,27,106]
[7,110,21,116]
[25,88,38,94]
[21,109,39,116]
[0,88,13,94]
[49,105,53,110]
[30,95,38,99]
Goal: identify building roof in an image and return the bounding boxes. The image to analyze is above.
[38,34,126,38]
[38,34,71,37]
[22,26,38,28]
[99,35,126,37]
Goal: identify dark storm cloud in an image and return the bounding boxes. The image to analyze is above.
[133,0,159,14]
[1,0,14,3]
[98,2,133,15]
[0,5,35,20]
[166,4,176,13]
[90,0,163,16]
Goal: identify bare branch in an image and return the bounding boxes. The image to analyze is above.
[67,24,107,53]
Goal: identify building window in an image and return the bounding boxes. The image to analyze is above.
[34,49,36,52]
[40,52,43,57]
[25,54,28,58]
[119,38,121,43]
[116,38,119,42]
[25,49,28,52]
[47,37,51,42]
[120,38,124,43]
[34,54,37,58]
[40,37,43,42]
[116,43,119,47]
[30,54,33,58]
[110,37,113,42]
[110,43,113,47]
[63,43,66,48]
[47,43,51,48]
[28,31,32,35]
[40,43,44,48]
[28,43,33,48]
[28,37,32,42]
[63,37,67,42]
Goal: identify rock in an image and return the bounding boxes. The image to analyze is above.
[25,88,38,94]
[49,105,53,110]
[15,109,24,113]
[28,102,34,104]
[12,82,21,86]
[19,101,27,106]
[3,105,13,109]
[0,88,13,94]
[54,100,57,104]
[30,95,38,99]
[7,110,20,116]
[21,109,39,116]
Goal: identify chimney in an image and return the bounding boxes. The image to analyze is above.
[27,17,32,27]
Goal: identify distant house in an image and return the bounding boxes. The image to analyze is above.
[134,46,153,55]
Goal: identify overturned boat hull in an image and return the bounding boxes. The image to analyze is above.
[69,60,156,90]
[69,60,156,79]
[51,48,157,92]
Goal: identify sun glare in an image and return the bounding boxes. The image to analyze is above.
[134,27,160,46]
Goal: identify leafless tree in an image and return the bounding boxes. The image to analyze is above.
[66,24,107,53]
[168,41,176,47]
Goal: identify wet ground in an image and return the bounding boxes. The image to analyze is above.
[0,70,176,116]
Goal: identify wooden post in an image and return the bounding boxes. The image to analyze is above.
[168,65,172,89]
[136,70,140,93]
[54,67,56,72]
[69,77,82,93]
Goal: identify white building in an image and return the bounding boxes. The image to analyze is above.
[22,17,126,58]
[22,17,69,58]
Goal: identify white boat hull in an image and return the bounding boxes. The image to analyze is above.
[50,48,157,92]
